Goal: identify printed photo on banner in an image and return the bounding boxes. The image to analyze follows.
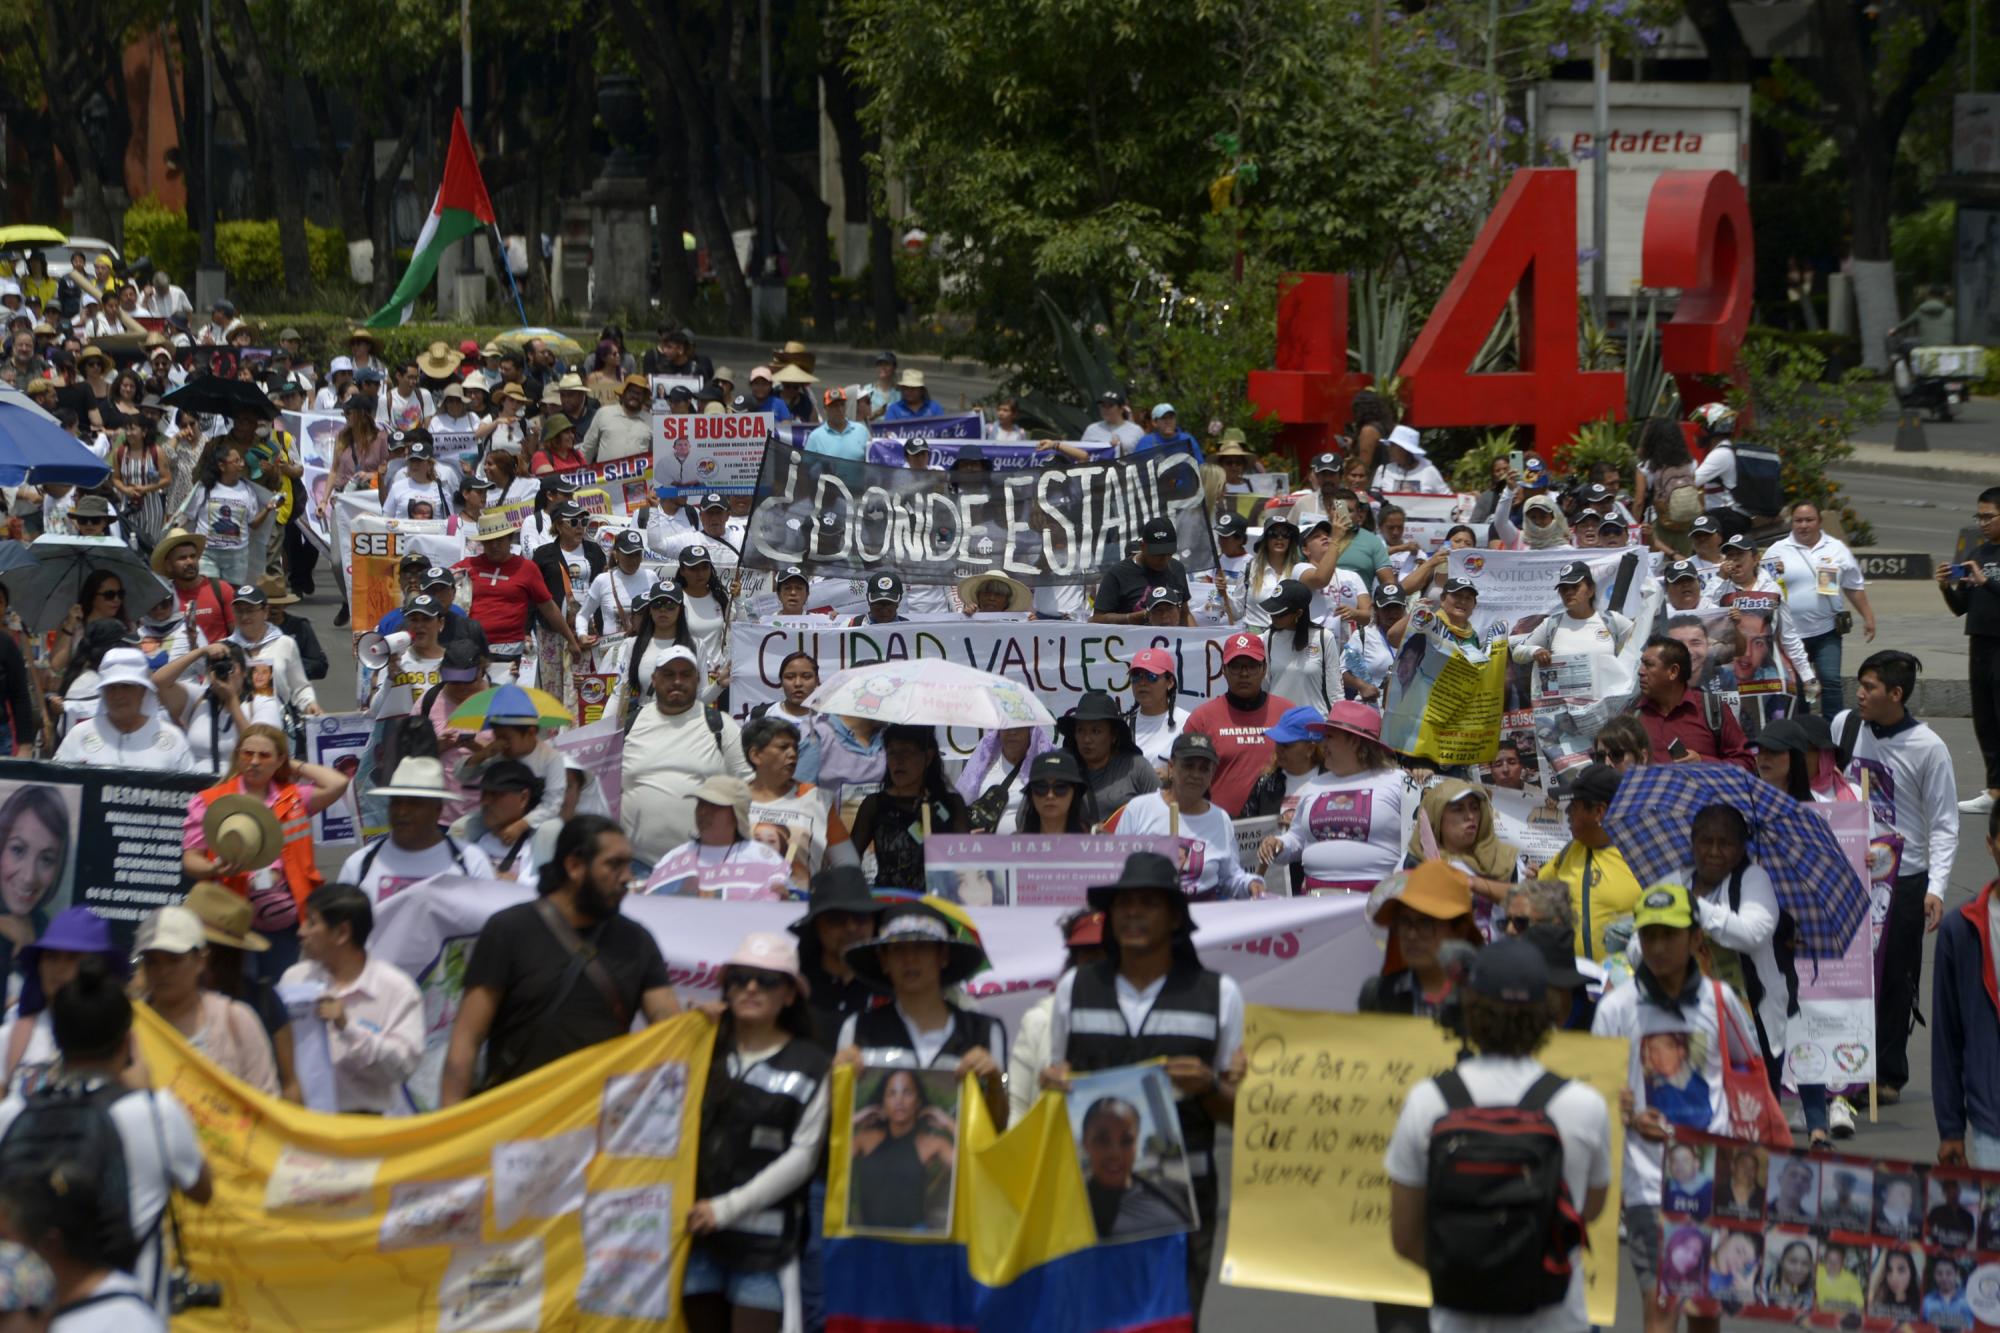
[0,780,83,941]
[1481,711,1543,795]
[845,1066,960,1237]
[655,410,775,495]
[1067,1064,1198,1242]
[640,844,791,900]
[921,835,1182,907]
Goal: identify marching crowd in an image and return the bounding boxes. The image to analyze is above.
[1,267,1999,1331]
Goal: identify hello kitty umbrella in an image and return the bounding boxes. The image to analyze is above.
[804,659,1055,730]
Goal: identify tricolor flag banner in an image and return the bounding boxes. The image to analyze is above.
[366,107,497,327]
[824,1067,1194,1333]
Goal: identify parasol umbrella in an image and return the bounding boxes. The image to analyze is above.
[804,659,1057,730]
[0,401,112,488]
[493,327,585,359]
[1604,761,1866,959]
[0,386,58,424]
[447,683,574,732]
[0,542,40,575]
[161,375,279,421]
[9,535,173,634]
[0,225,67,249]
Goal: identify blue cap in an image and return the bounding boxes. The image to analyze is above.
[483,683,542,726]
[1264,705,1331,745]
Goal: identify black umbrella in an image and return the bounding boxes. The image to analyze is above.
[161,374,278,421]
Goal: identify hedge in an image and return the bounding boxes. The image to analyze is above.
[253,314,513,368]
[122,198,347,288]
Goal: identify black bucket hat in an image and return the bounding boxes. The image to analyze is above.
[789,865,889,935]
[1057,690,1138,757]
[1085,851,1196,929]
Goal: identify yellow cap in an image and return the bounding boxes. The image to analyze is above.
[1633,882,1696,931]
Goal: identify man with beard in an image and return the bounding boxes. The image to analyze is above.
[439,814,680,1104]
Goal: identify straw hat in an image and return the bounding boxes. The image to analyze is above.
[348,327,382,350]
[957,571,1032,613]
[183,881,271,953]
[476,510,521,542]
[416,341,463,378]
[202,794,285,873]
[772,363,818,387]
[150,527,206,574]
[897,368,927,389]
[691,773,754,841]
[772,339,816,373]
[255,575,300,607]
[374,756,451,800]
[78,345,110,371]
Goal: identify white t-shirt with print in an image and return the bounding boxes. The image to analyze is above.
[1109,792,1259,899]
[1131,707,1191,767]
[336,835,498,906]
[1288,560,1369,629]
[1385,1054,1612,1333]
[1272,767,1411,892]
[197,479,259,550]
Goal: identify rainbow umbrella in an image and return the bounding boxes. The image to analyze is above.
[447,683,574,731]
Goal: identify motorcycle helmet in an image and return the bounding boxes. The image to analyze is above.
[1690,402,1738,436]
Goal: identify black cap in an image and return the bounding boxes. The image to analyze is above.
[867,573,904,603]
[460,474,493,492]
[399,553,432,574]
[875,350,899,365]
[1555,560,1592,586]
[700,491,727,510]
[546,473,582,494]
[479,758,542,796]
[1597,514,1628,533]
[903,437,930,455]
[1144,584,1187,608]
[1526,922,1587,990]
[1140,518,1176,556]
[1373,581,1408,606]
[679,544,713,566]
[1579,482,1615,506]
[403,591,447,618]
[231,582,268,607]
[1689,515,1721,537]
[613,529,646,554]
[641,579,685,607]
[552,500,588,523]
[1753,717,1815,754]
[1097,389,1126,406]
[420,565,455,591]
[952,444,989,468]
[1469,936,1549,1004]
[1720,531,1754,553]
[407,436,436,460]
[1663,559,1702,584]
[1028,750,1084,786]
[665,384,695,402]
[1170,732,1218,763]
[776,564,809,586]
[731,392,754,411]
[1214,512,1248,539]
[1442,576,1479,597]
[1259,578,1312,615]
[1311,451,1342,474]
[1570,762,1621,805]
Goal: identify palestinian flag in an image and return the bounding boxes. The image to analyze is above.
[365,108,497,327]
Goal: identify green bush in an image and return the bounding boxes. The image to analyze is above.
[122,196,199,277]
[1734,333,1884,546]
[255,314,512,368]
[121,199,347,291]
[1744,324,1861,377]
[1449,427,1519,492]
[1554,418,1638,491]
[1891,200,1955,291]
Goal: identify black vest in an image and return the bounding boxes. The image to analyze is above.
[1063,959,1224,1162]
[851,1002,1000,1068]
[695,1035,831,1270]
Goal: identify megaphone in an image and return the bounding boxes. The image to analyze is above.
[358,630,412,671]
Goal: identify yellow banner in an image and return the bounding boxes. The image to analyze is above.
[136,1004,713,1332]
[1219,1006,1629,1324]
[1412,639,1508,765]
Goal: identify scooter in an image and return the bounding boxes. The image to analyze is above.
[1887,335,1971,421]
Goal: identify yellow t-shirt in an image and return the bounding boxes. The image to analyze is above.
[1540,839,1643,961]
[1816,1263,1863,1312]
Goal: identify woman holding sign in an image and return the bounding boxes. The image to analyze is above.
[744,714,857,889]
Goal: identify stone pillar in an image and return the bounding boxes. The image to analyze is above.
[586,74,653,320]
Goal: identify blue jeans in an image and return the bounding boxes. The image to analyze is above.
[1802,631,1844,717]
[1768,1053,1830,1136]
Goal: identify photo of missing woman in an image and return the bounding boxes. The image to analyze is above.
[1867,1246,1924,1322]
[844,1065,960,1236]
[0,782,83,962]
[1759,1231,1816,1310]
[1067,1064,1198,1242]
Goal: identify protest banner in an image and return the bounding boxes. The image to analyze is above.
[551,717,624,821]
[560,455,655,516]
[345,512,460,633]
[305,712,373,847]
[640,847,792,899]
[742,441,1217,587]
[1378,491,1487,552]
[650,372,701,401]
[782,411,986,451]
[0,760,210,943]
[375,881,1377,1111]
[1448,546,1648,638]
[654,410,775,495]
[1487,785,1574,873]
[1480,708,1546,794]
[1787,801,1877,1086]
[1379,610,1510,765]
[921,834,1181,906]
[1234,817,1281,881]
[862,438,1115,471]
[1657,1126,1986,1324]
[730,622,1229,749]
[1220,1006,1628,1324]
[574,672,618,726]
[282,409,345,550]
[132,1002,711,1331]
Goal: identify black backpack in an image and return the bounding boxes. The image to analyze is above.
[1422,1069,1584,1316]
[1729,440,1785,517]
[0,1081,141,1271]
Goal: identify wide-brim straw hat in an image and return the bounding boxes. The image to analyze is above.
[957,571,1031,613]
[150,527,206,574]
[416,341,463,378]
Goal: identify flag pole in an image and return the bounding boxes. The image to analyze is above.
[491,223,529,324]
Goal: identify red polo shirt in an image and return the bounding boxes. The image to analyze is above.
[455,554,552,645]
[1184,690,1297,815]
[1635,690,1755,772]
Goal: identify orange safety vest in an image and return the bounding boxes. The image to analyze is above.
[199,776,323,912]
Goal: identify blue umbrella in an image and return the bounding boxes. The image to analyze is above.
[0,401,111,488]
[1604,761,1866,959]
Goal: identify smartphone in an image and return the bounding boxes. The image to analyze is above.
[1953,563,1976,579]
[1667,737,1690,759]
[1508,449,1525,476]
[1333,499,1351,523]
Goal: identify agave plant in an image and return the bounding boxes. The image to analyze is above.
[1014,289,1122,437]
[1352,272,1412,390]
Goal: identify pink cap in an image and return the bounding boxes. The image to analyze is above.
[1322,700,1383,744]
[1221,632,1267,663]
[1130,647,1175,676]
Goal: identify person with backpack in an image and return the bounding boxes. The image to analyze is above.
[1593,884,1761,1333]
[334,757,496,907]
[1688,403,1782,539]
[1634,417,1700,535]
[1385,936,1610,1333]
[0,954,211,1322]
[621,649,752,867]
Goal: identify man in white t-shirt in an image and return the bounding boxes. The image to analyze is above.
[1387,937,1610,1333]
[0,951,211,1318]
[336,757,496,905]
[1080,389,1143,455]
[1102,734,1262,900]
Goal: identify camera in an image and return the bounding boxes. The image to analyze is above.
[168,1270,223,1312]
[210,657,234,681]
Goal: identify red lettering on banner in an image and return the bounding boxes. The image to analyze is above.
[1643,169,1753,426]
[1396,169,1624,452]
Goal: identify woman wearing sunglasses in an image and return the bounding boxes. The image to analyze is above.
[1016,751,1090,834]
[686,932,830,1333]
[1126,648,1188,769]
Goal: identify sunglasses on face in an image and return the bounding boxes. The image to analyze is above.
[722,967,790,993]
[1503,915,1534,935]
[1028,781,1074,797]
[96,588,124,601]
[1129,669,1166,683]
[1590,748,1623,763]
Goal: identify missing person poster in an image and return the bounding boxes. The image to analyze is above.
[841,1066,962,1237]
[655,410,776,496]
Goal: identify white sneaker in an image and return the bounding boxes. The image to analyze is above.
[1961,793,1996,815]
[1830,1097,1857,1139]
[1787,1107,1807,1133]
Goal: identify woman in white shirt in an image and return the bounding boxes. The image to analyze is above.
[383,436,458,519]
[1260,580,1342,713]
[1262,701,1412,894]
[575,531,658,643]
[675,546,730,669]
[1760,501,1874,716]
[1127,647,1190,768]
[1103,733,1263,900]
[620,583,708,714]
[1240,520,1300,628]
[1372,426,1450,494]
[1510,561,1636,668]
[187,442,272,586]
[226,582,319,717]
